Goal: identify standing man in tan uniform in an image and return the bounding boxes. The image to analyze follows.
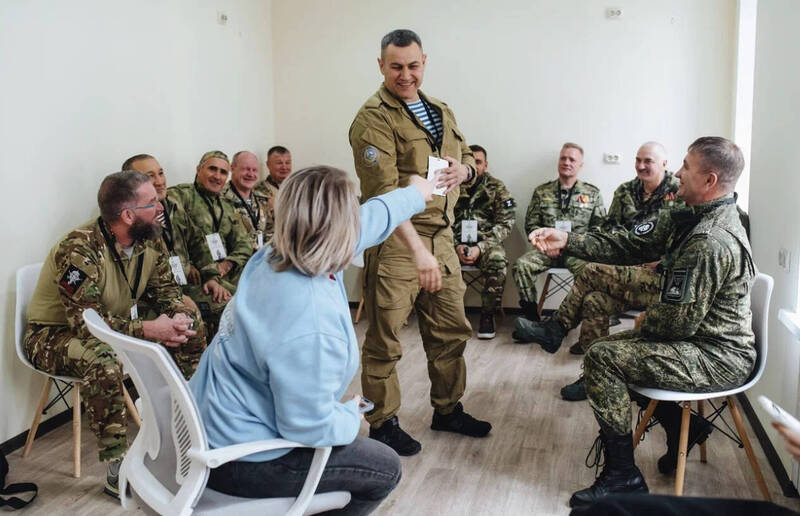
[349,29,491,456]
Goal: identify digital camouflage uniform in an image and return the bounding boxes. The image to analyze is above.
[512,179,605,303]
[350,84,477,427]
[223,182,272,252]
[168,182,252,333]
[453,172,516,313]
[253,176,279,240]
[557,172,683,351]
[565,194,755,435]
[24,218,207,461]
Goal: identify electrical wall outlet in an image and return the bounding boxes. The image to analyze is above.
[604,153,622,164]
[606,8,623,19]
[217,11,228,25]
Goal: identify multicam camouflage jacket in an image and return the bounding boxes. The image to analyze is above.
[453,172,515,252]
[222,183,272,251]
[524,179,606,235]
[604,171,683,231]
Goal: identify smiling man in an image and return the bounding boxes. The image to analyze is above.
[349,29,491,456]
[223,150,271,251]
[529,137,754,508]
[511,143,606,322]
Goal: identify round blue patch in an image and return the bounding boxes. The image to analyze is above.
[634,221,655,236]
[362,146,379,166]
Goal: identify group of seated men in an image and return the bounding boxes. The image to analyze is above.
[23,146,293,497]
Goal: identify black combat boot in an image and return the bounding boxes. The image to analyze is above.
[431,402,492,437]
[560,374,587,401]
[369,416,422,456]
[477,312,496,339]
[520,300,540,322]
[652,401,713,474]
[569,431,649,508]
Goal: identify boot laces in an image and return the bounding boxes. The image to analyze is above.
[584,434,606,478]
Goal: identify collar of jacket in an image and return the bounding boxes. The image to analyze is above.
[194,180,220,198]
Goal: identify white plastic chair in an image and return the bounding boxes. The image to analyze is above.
[631,272,774,500]
[83,308,351,515]
[16,264,141,479]
[537,267,574,316]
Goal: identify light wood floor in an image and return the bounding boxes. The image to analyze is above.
[6,313,800,515]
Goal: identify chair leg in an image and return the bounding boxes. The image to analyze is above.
[632,399,659,449]
[698,400,708,463]
[354,297,365,324]
[72,382,81,478]
[123,386,142,428]
[674,401,692,496]
[23,377,53,458]
[537,274,552,316]
[728,396,772,501]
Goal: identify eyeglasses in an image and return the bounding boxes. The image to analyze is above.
[117,203,156,215]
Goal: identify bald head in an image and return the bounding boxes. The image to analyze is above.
[231,150,260,195]
[635,141,668,191]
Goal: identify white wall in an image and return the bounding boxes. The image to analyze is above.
[270,0,738,304]
[0,0,275,444]
[747,0,800,481]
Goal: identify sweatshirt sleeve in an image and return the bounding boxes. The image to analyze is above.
[355,185,426,254]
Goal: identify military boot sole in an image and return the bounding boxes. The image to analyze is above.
[477,330,496,339]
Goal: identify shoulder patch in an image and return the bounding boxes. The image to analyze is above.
[633,221,655,236]
[503,199,516,209]
[661,268,690,303]
[59,265,88,296]
[362,146,379,167]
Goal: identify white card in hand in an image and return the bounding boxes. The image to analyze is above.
[555,220,572,232]
[427,156,449,196]
[205,233,228,261]
[461,220,478,243]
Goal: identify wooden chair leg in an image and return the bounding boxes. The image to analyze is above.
[72,382,81,478]
[123,385,142,428]
[674,401,692,496]
[632,399,659,449]
[354,297,365,324]
[728,396,772,501]
[537,274,552,316]
[698,400,708,463]
[23,377,53,458]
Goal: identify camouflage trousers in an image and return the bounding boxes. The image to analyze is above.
[23,322,206,462]
[557,264,661,352]
[584,330,753,435]
[183,275,237,340]
[511,249,585,303]
[467,244,507,313]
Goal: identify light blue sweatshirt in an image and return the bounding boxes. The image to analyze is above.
[189,186,425,461]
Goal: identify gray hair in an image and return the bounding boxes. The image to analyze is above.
[98,170,152,223]
[688,137,744,186]
[269,166,360,276]
[381,29,422,57]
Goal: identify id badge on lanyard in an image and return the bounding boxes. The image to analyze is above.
[257,231,264,249]
[169,255,187,285]
[206,233,227,260]
[555,220,572,232]
[461,220,478,243]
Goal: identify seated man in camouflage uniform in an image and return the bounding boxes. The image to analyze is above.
[24,171,207,498]
[511,142,605,321]
[168,151,252,336]
[223,150,271,252]
[514,142,683,403]
[530,137,754,508]
[253,145,292,240]
[453,144,515,339]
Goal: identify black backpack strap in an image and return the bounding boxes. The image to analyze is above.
[1,450,38,509]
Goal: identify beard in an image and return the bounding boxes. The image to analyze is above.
[129,218,162,242]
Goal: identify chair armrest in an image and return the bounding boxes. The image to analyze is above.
[187,438,308,468]
[285,447,333,516]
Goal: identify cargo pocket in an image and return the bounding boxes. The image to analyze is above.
[375,261,417,310]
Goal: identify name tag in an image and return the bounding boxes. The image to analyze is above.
[257,231,264,249]
[555,220,572,232]
[130,304,139,320]
[461,220,478,243]
[205,233,227,261]
[169,255,187,286]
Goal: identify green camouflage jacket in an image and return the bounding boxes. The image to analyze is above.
[26,218,190,340]
[222,183,272,251]
[566,193,756,369]
[525,179,606,235]
[160,194,195,279]
[604,171,683,231]
[167,182,252,283]
[453,172,516,252]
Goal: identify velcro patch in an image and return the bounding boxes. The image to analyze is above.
[661,268,690,303]
[362,146,379,167]
[634,221,655,236]
[59,265,88,296]
[503,199,516,209]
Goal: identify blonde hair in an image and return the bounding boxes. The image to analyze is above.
[561,142,584,157]
[269,166,360,276]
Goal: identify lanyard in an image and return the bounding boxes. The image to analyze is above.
[556,184,575,214]
[401,100,439,152]
[160,199,175,253]
[194,183,221,232]
[419,100,442,144]
[230,185,260,228]
[97,218,144,302]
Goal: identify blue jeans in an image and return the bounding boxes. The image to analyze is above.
[207,436,401,515]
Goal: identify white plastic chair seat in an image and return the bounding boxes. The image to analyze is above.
[630,378,758,402]
[545,267,570,275]
[195,488,351,515]
[460,265,480,272]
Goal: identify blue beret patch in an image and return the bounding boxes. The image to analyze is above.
[362,146,379,167]
[633,221,655,236]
